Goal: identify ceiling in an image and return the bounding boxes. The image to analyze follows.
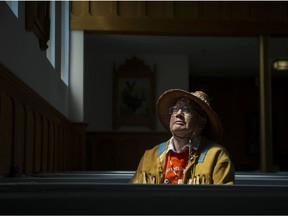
[85,34,288,77]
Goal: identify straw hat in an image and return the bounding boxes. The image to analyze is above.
[156,89,223,141]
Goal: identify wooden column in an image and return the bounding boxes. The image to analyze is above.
[259,35,274,172]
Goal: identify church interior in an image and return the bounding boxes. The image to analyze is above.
[0,1,288,214]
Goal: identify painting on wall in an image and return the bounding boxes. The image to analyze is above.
[113,57,155,130]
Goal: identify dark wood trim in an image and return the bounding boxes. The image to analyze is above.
[0,63,87,176]
[86,131,170,170]
[71,1,288,36]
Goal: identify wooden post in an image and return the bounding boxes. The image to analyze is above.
[259,35,274,172]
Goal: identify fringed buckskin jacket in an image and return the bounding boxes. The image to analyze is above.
[130,136,235,184]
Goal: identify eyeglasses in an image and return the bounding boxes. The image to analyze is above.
[169,105,194,116]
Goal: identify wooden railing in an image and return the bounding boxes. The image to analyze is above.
[71,1,288,36]
[0,63,87,177]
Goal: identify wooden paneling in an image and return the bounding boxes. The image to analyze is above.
[66,123,88,171]
[25,106,34,173]
[86,132,170,171]
[14,99,25,175]
[89,1,111,17]
[48,122,54,172]
[71,1,86,17]
[71,1,288,36]
[0,63,87,177]
[54,124,59,171]
[173,2,199,19]
[42,118,49,173]
[0,94,13,175]
[34,113,42,173]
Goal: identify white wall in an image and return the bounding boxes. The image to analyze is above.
[69,30,84,122]
[0,2,69,117]
[0,2,191,127]
[84,51,189,132]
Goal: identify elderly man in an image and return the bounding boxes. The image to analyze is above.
[130,89,235,184]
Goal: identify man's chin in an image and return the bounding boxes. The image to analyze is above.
[173,131,191,138]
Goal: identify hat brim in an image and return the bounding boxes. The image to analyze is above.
[156,89,223,141]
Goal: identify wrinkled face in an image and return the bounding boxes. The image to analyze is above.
[169,99,203,138]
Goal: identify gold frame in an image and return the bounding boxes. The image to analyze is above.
[113,57,156,130]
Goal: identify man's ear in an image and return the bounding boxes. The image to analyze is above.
[198,117,207,131]
[191,117,207,139]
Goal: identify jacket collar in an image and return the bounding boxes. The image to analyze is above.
[167,135,201,154]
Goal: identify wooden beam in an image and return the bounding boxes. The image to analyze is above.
[259,35,274,172]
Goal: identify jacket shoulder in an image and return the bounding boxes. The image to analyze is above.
[198,138,231,162]
[144,140,168,158]
[201,137,228,152]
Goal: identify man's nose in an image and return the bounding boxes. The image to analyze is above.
[175,109,184,116]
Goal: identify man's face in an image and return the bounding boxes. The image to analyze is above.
[169,100,201,137]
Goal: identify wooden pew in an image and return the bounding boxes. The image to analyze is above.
[1,171,288,185]
[0,178,287,214]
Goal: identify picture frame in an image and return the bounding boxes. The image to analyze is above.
[25,1,50,50]
[113,57,156,130]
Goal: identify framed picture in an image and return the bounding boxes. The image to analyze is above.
[113,57,156,130]
[25,1,50,50]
